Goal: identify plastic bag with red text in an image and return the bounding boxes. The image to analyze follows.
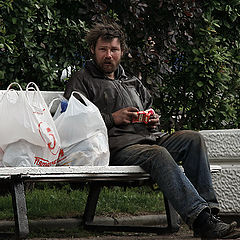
[0,82,61,167]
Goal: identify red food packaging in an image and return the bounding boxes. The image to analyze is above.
[132,108,155,124]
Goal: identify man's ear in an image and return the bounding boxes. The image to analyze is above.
[90,46,95,54]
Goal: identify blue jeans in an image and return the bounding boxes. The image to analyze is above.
[110,130,219,227]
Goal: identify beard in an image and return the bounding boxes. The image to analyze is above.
[93,56,121,75]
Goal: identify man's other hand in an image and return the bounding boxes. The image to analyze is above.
[148,113,160,129]
[112,107,139,125]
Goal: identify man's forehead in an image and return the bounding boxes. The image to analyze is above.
[97,37,120,44]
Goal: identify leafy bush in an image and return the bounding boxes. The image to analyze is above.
[157,1,240,130]
[1,0,240,130]
[0,0,88,90]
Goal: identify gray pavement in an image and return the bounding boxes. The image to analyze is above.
[28,225,198,240]
[27,225,240,240]
[1,215,240,239]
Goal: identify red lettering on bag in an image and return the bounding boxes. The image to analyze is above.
[34,149,65,167]
[47,134,56,150]
[33,108,46,114]
[34,156,58,167]
[38,122,58,155]
[56,149,66,164]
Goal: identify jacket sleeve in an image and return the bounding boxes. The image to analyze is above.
[136,78,153,110]
[101,113,115,129]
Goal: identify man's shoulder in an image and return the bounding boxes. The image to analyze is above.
[70,66,89,79]
[122,73,142,86]
[122,69,140,81]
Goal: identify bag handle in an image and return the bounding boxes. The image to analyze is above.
[25,82,41,100]
[48,94,67,112]
[25,82,48,111]
[6,82,23,91]
[71,91,93,108]
[48,98,61,112]
[0,82,23,103]
[26,82,40,92]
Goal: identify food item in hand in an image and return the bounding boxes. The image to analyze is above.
[132,108,155,124]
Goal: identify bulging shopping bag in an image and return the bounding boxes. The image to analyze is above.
[54,92,110,166]
[0,82,61,167]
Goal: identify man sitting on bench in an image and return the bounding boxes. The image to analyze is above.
[64,22,237,239]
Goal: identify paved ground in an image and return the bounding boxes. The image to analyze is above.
[28,224,198,239]
[2,215,240,239]
[28,225,240,240]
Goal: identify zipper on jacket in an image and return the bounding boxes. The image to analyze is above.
[113,79,134,107]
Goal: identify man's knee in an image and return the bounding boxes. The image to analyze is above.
[144,144,171,158]
[176,130,204,144]
[140,145,176,171]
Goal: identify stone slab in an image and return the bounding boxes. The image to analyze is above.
[200,129,240,164]
[212,167,240,213]
[200,129,240,213]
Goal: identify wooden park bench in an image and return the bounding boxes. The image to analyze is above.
[0,91,226,239]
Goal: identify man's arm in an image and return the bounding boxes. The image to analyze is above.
[135,77,153,110]
[135,78,160,129]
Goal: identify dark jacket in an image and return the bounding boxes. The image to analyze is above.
[64,60,156,158]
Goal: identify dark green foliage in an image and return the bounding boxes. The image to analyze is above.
[0,0,88,90]
[1,0,240,129]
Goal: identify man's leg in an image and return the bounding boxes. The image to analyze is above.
[158,130,219,213]
[111,144,209,227]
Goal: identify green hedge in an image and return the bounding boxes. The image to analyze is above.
[1,0,240,130]
[0,0,88,90]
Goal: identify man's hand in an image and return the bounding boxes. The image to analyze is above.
[147,113,160,129]
[112,107,139,125]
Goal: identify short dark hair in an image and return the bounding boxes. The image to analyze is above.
[85,22,127,52]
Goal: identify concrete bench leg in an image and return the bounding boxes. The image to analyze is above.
[83,182,180,234]
[11,180,29,239]
[164,196,180,232]
[83,182,102,223]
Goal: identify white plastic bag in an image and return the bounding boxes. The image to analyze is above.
[0,147,4,167]
[54,92,110,166]
[0,82,61,167]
